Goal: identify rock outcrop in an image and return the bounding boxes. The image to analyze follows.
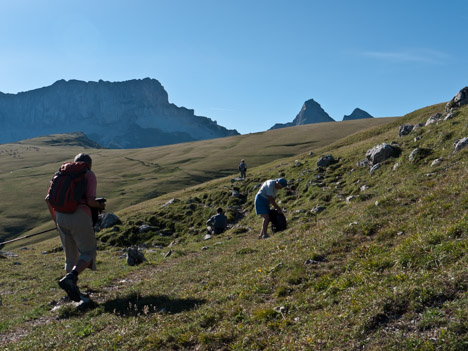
[446,87,468,112]
[270,99,335,130]
[342,108,373,121]
[0,78,239,148]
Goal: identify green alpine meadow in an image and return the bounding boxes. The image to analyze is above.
[1,101,467,350]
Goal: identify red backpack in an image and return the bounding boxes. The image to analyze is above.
[47,162,88,213]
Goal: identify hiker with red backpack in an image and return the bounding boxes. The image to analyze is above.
[254,178,287,239]
[45,153,106,302]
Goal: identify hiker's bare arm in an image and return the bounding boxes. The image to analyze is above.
[86,196,106,211]
[268,196,283,214]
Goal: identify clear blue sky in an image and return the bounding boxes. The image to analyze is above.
[1,0,467,134]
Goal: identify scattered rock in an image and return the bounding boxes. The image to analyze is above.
[0,251,18,258]
[295,160,303,167]
[127,247,145,266]
[369,163,381,175]
[98,213,122,229]
[304,259,320,265]
[412,123,424,132]
[356,159,369,167]
[203,234,212,241]
[349,221,358,226]
[425,113,442,126]
[317,155,336,167]
[445,87,468,111]
[444,112,454,121]
[431,158,444,167]
[360,185,369,192]
[453,137,468,152]
[139,224,153,233]
[346,196,356,204]
[274,306,287,314]
[161,198,180,207]
[308,151,314,156]
[311,205,325,214]
[163,249,173,258]
[366,143,399,165]
[399,125,414,137]
[202,246,209,251]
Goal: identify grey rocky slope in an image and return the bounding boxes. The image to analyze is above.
[0,78,239,148]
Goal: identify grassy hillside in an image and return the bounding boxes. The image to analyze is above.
[1,103,467,350]
[0,117,395,242]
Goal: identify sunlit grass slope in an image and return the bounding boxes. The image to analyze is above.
[1,102,466,350]
[0,117,395,241]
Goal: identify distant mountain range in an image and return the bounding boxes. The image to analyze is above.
[269,99,373,130]
[0,78,239,148]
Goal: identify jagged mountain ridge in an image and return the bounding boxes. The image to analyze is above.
[0,78,239,148]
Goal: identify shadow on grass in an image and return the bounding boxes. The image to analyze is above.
[102,292,206,317]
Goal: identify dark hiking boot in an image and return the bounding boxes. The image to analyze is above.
[58,273,81,302]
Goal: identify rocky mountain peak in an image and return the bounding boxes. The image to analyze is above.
[269,98,335,130]
[343,108,373,121]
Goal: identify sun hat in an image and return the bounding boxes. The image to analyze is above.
[276,177,288,188]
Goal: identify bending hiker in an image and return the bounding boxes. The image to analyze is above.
[254,177,287,239]
[45,153,106,302]
[238,159,247,179]
[206,207,228,235]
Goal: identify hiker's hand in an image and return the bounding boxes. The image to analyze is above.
[99,202,106,211]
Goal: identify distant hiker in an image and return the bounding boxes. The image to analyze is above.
[206,207,228,235]
[238,159,247,179]
[45,153,106,302]
[255,178,287,239]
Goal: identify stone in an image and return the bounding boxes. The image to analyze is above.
[444,112,454,121]
[311,205,325,214]
[454,137,468,152]
[425,113,442,126]
[445,87,468,111]
[97,213,121,229]
[127,247,145,266]
[356,159,369,167]
[369,163,381,175]
[161,198,179,207]
[317,155,335,167]
[366,143,398,165]
[346,196,356,204]
[139,224,153,233]
[431,158,444,167]
[398,124,414,137]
